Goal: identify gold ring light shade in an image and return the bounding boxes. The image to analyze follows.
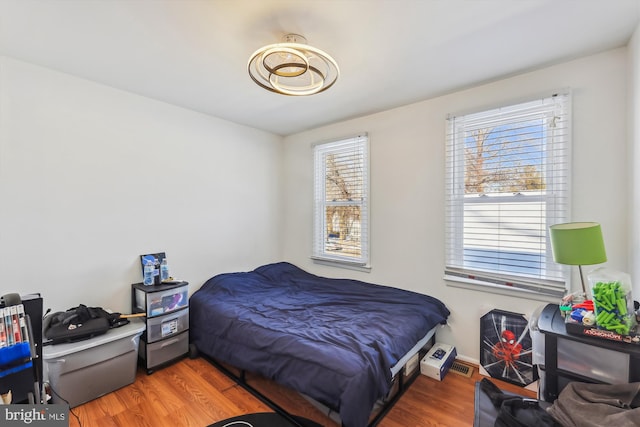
[248,34,340,96]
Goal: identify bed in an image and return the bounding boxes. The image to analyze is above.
[189,262,450,427]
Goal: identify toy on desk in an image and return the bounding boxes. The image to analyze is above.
[573,300,594,312]
[592,281,635,335]
[561,297,597,328]
[569,307,596,325]
[581,311,596,326]
[560,291,589,318]
[559,302,572,318]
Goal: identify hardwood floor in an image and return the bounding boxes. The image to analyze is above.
[67,357,536,427]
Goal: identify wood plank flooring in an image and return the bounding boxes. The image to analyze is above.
[67,357,536,427]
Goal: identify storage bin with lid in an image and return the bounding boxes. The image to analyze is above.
[43,319,145,408]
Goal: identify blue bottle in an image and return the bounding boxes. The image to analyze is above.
[143,260,154,286]
[160,258,170,282]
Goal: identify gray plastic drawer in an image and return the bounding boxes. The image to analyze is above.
[140,330,188,370]
[557,337,629,383]
[134,283,188,317]
[146,308,189,343]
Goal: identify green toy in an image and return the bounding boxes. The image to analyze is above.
[592,281,633,335]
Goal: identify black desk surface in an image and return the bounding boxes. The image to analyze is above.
[538,303,640,356]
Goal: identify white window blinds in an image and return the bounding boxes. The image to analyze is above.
[445,92,571,297]
[313,135,369,266]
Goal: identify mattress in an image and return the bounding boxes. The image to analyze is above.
[189,262,450,427]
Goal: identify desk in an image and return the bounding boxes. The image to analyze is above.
[537,303,640,402]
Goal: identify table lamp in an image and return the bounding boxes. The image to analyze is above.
[549,222,607,296]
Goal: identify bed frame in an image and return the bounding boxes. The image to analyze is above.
[192,334,435,427]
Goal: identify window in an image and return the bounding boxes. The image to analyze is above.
[445,92,571,297]
[313,134,369,266]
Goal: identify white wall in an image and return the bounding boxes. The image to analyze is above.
[0,56,283,314]
[282,48,629,362]
[629,23,640,300]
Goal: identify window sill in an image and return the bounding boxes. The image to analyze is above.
[311,256,371,273]
[444,274,560,303]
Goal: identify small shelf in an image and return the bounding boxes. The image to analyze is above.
[131,282,189,374]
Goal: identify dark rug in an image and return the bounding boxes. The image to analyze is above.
[208,412,324,427]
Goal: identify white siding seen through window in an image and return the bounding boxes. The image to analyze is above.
[445,93,571,297]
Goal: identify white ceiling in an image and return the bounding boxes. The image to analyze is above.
[1,0,639,136]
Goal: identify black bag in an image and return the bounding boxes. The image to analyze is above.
[480,378,561,427]
[495,397,561,427]
[43,304,122,344]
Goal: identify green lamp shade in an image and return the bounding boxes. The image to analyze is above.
[549,222,607,265]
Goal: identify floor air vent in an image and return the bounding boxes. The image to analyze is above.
[450,361,474,378]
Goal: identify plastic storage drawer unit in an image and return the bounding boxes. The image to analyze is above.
[43,320,145,408]
[132,281,189,373]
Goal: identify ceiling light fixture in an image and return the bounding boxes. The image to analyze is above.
[248,34,339,96]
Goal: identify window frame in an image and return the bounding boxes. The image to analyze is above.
[444,92,571,298]
[312,134,370,268]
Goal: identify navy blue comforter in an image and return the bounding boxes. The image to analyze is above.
[189,262,449,427]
